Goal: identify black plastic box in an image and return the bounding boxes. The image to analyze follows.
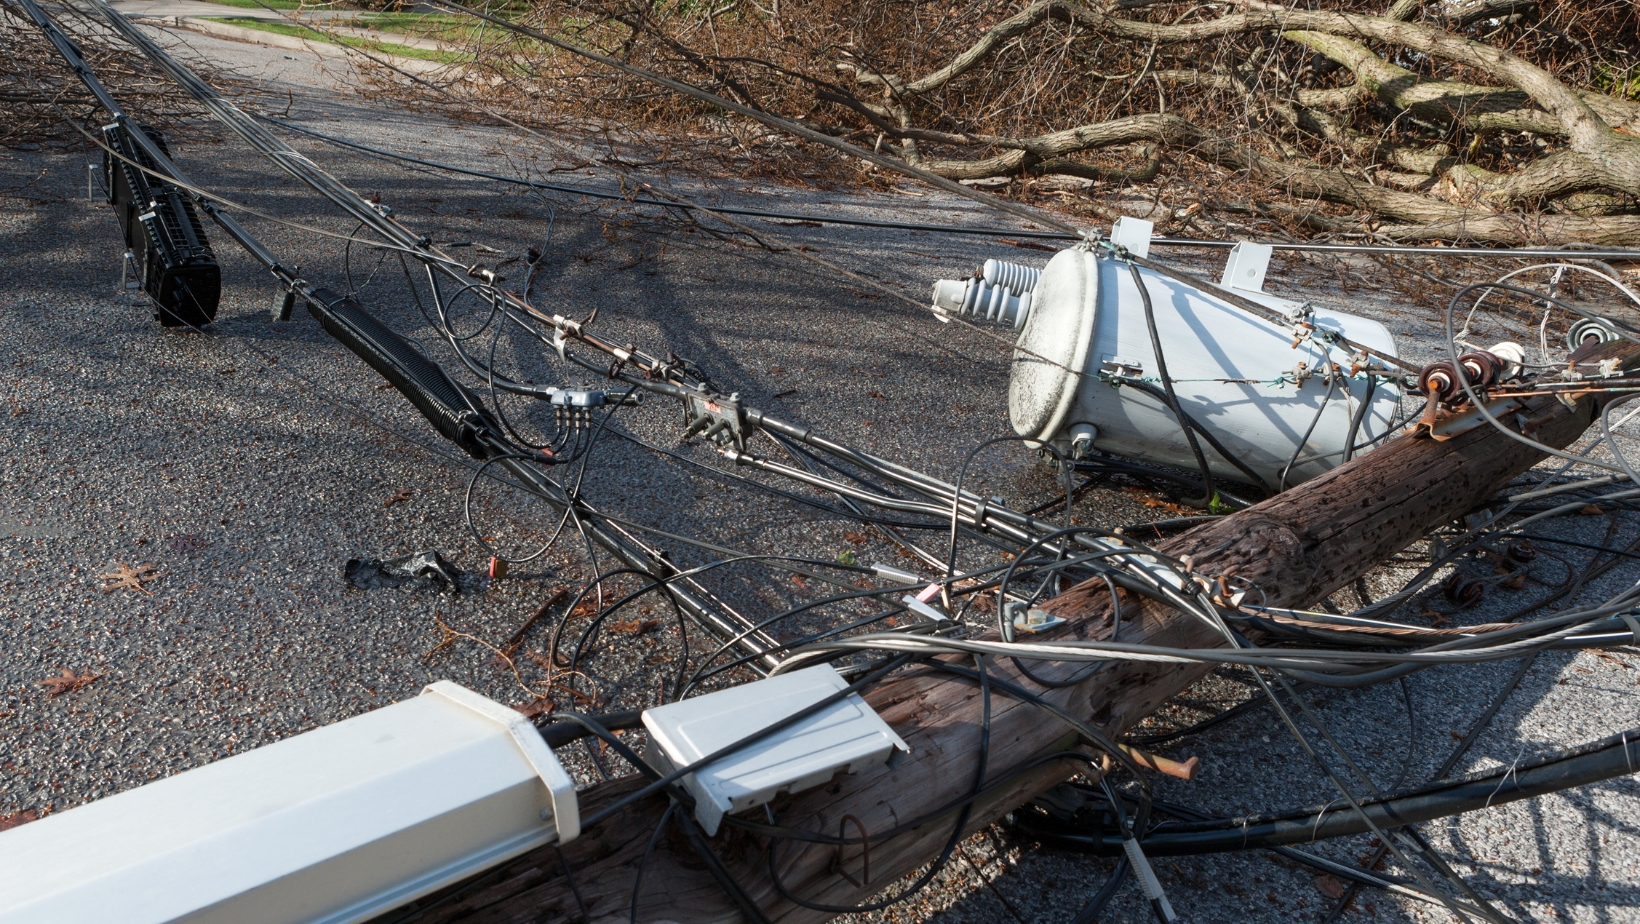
[102,124,221,328]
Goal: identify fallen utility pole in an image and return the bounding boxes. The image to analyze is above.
[380,344,1640,924]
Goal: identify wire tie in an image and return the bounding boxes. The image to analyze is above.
[1485,745,1527,810]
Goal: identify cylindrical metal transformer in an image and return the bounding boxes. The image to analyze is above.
[1008,247,1402,487]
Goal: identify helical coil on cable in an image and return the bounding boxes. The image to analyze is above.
[1567,317,1620,351]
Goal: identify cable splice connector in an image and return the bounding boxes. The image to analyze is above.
[1122,837,1179,923]
[681,387,749,451]
[872,563,921,585]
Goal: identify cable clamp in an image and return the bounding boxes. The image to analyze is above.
[466,263,503,284]
[1287,361,1314,388]
[1620,611,1640,645]
[275,274,304,323]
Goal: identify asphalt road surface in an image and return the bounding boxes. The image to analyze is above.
[2,18,1638,924]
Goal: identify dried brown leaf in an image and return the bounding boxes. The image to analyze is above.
[38,668,100,698]
[608,618,663,635]
[99,562,159,595]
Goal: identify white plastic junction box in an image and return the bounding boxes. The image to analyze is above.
[643,664,908,836]
[0,681,577,924]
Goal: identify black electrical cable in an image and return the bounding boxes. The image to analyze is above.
[993,525,1127,687]
[1321,653,1537,923]
[1343,372,1380,463]
[1126,676,1319,748]
[1126,260,1215,507]
[254,80,1640,264]
[763,653,993,913]
[629,803,677,924]
[765,430,951,570]
[1100,775,1174,923]
[615,429,945,530]
[926,660,1151,787]
[1013,728,1640,855]
[1109,376,1272,496]
[1069,857,1130,924]
[945,435,1072,583]
[1279,367,1338,492]
[1508,532,1640,559]
[672,806,775,924]
[542,551,879,681]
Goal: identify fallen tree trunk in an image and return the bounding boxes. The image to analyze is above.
[387,343,1637,924]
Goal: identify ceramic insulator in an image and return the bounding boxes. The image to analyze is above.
[982,258,1042,295]
[930,277,1032,327]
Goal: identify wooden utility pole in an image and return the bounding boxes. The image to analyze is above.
[388,344,1636,924]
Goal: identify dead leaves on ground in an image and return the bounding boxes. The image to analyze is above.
[384,488,414,508]
[99,562,160,595]
[1313,873,1347,900]
[607,617,663,636]
[38,668,100,697]
[516,698,553,720]
[1125,487,1191,516]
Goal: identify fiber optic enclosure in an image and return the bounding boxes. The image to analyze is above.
[0,681,577,924]
[102,123,221,328]
[644,664,909,835]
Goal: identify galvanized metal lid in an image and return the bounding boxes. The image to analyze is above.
[1009,247,1099,440]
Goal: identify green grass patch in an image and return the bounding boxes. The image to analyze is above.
[355,12,480,41]
[1594,65,1640,101]
[202,17,472,63]
[196,0,308,11]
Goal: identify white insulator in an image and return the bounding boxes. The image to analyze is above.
[982,258,1042,296]
[986,281,1009,320]
[931,278,968,315]
[930,277,1028,326]
[962,277,984,316]
[1488,341,1526,380]
[1068,422,1097,460]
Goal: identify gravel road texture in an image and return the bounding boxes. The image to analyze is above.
[2,19,1638,924]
